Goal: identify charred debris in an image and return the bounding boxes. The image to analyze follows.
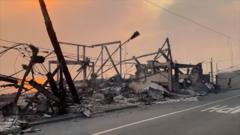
[0,0,216,134]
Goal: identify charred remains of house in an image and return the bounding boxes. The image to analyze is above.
[0,0,217,134]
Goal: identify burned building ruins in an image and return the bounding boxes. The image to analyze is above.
[0,0,216,134]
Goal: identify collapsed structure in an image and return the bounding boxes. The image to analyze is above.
[0,0,215,134]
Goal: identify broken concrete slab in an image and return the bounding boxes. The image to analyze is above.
[144,82,169,94]
[128,72,169,93]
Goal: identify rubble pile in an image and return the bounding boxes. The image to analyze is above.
[0,114,41,135]
[0,117,21,135]
[0,1,219,134]
[0,39,217,134]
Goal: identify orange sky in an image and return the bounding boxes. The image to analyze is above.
[0,0,240,94]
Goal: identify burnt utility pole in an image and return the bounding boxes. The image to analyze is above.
[39,0,80,103]
[210,58,214,83]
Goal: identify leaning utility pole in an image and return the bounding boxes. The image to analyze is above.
[39,0,80,103]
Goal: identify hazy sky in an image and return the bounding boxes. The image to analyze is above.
[0,0,240,77]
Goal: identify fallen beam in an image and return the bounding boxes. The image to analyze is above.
[29,80,60,103]
[0,74,18,84]
[39,0,80,103]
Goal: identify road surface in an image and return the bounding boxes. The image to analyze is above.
[32,90,240,135]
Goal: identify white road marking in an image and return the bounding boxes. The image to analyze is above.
[92,94,240,135]
[201,105,240,114]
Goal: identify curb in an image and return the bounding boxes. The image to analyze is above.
[30,105,138,126]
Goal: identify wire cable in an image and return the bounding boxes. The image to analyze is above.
[143,0,240,41]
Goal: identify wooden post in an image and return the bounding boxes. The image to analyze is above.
[39,0,80,103]
[174,65,179,91]
[83,46,87,80]
[168,61,173,92]
[210,58,214,83]
[101,46,104,79]
[119,44,122,78]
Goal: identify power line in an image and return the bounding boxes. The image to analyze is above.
[0,38,28,44]
[143,0,233,39]
[0,38,84,58]
[143,0,238,67]
[0,38,123,63]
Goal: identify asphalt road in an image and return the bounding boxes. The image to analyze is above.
[32,90,240,135]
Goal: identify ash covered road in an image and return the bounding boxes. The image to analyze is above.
[32,90,240,135]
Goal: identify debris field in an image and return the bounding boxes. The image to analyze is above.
[0,0,217,134]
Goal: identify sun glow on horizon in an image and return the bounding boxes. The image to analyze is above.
[1,0,62,10]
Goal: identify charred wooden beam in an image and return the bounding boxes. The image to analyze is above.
[49,60,85,65]
[23,66,60,112]
[14,46,39,103]
[101,51,160,76]
[39,0,80,103]
[0,74,18,84]
[46,72,59,97]
[159,50,170,62]
[174,64,180,90]
[58,67,67,114]
[154,38,173,63]
[104,46,121,76]
[167,61,174,91]
[29,80,60,103]
[166,38,173,62]
[175,63,199,68]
